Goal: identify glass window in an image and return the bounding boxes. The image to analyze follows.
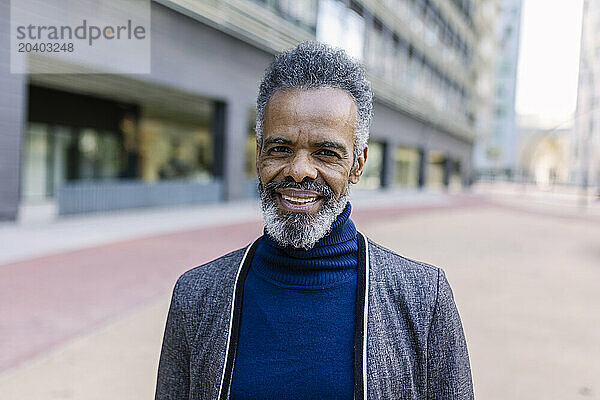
[246,109,258,178]
[77,129,121,181]
[450,159,462,189]
[382,30,395,81]
[394,146,419,187]
[138,118,212,182]
[22,123,50,201]
[52,126,74,193]
[424,6,440,47]
[316,0,365,60]
[409,1,425,34]
[357,141,383,189]
[407,53,422,94]
[21,123,121,201]
[426,151,445,189]
[394,40,409,88]
[365,20,385,76]
[277,0,318,31]
[421,63,434,102]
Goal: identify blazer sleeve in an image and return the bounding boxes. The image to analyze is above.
[155,280,191,399]
[426,269,474,400]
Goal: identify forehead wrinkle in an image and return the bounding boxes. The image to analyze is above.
[266,124,350,143]
[267,88,357,120]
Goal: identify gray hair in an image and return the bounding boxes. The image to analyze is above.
[256,41,373,158]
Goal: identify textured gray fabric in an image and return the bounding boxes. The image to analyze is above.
[156,248,245,399]
[155,238,474,399]
[365,239,473,399]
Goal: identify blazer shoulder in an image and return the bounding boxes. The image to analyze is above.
[367,237,441,283]
[366,237,445,327]
[173,246,249,299]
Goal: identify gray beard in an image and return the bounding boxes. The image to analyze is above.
[258,178,351,250]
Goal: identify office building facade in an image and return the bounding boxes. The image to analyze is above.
[1,0,483,220]
[572,0,600,189]
[473,0,521,179]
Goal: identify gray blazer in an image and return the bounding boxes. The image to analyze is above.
[156,233,474,399]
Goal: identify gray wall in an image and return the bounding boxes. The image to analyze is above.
[58,180,224,215]
[371,101,474,185]
[143,3,274,200]
[0,0,27,221]
[0,1,475,221]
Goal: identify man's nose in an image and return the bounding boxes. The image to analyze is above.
[284,151,318,183]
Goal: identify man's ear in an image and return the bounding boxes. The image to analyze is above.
[349,146,368,184]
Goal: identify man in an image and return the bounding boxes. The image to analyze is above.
[156,41,473,399]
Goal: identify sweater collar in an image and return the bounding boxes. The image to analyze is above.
[252,202,358,287]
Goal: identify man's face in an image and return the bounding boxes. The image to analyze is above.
[256,87,367,249]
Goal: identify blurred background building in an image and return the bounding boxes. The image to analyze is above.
[571,0,600,190]
[516,114,571,186]
[1,0,493,221]
[473,0,521,181]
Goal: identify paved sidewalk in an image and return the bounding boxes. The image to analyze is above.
[2,187,598,399]
[0,189,468,374]
[0,188,451,265]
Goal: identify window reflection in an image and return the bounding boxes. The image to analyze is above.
[138,118,212,182]
[394,147,419,187]
[427,151,446,189]
[22,124,50,201]
[316,0,365,60]
[246,109,258,178]
[357,141,383,189]
[21,92,215,203]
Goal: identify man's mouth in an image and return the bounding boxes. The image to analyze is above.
[275,188,324,212]
[280,194,319,204]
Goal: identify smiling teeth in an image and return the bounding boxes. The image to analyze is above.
[281,194,318,204]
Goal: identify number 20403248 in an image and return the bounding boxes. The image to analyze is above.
[18,42,74,52]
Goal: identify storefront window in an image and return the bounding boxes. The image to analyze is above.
[52,126,72,192]
[246,109,258,178]
[450,159,462,189]
[357,141,383,189]
[21,123,122,201]
[21,123,50,201]
[394,146,419,187]
[78,129,121,181]
[427,151,446,189]
[138,118,212,182]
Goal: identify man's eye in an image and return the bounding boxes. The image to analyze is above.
[316,149,339,157]
[270,146,291,153]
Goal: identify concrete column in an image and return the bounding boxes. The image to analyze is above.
[380,141,396,188]
[461,153,473,187]
[0,1,27,221]
[443,153,452,188]
[418,147,427,188]
[222,98,249,201]
[212,101,226,181]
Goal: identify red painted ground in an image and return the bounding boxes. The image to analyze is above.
[1,195,489,372]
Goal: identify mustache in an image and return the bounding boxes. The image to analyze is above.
[262,179,335,200]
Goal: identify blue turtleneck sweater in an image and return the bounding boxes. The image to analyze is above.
[230,203,358,400]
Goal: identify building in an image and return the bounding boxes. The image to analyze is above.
[1,0,486,221]
[571,0,600,189]
[517,115,571,185]
[473,0,522,179]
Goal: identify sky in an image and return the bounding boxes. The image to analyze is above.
[515,0,584,128]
